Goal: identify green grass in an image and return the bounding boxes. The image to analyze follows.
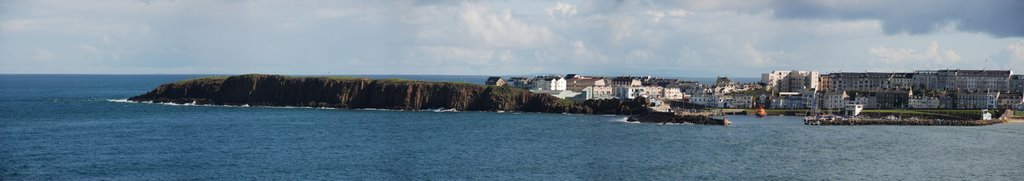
[172,76,228,85]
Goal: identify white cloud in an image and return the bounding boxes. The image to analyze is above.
[2,0,1023,75]
[869,41,962,65]
[32,49,55,61]
[1007,41,1024,62]
[743,42,772,65]
[647,9,688,24]
[457,2,558,49]
[995,40,1024,70]
[316,8,353,18]
[414,46,498,65]
[546,2,577,17]
[1,19,37,32]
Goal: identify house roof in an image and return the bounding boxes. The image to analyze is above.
[485,77,503,82]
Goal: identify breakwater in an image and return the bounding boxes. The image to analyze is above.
[804,117,1005,126]
[627,112,731,125]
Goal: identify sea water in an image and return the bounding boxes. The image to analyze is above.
[1,75,1022,180]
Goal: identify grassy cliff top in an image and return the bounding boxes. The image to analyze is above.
[171,74,479,86]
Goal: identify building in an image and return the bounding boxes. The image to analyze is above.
[731,94,755,109]
[762,70,819,92]
[641,86,665,99]
[578,86,616,100]
[1009,75,1024,93]
[913,69,1012,92]
[688,93,715,107]
[566,78,606,92]
[821,91,849,109]
[772,92,804,109]
[954,91,999,109]
[820,72,913,92]
[909,95,942,109]
[874,89,913,109]
[506,77,531,89]
[610,77,642,87]
[849,92,879,109]
[484,77,505,86]
[615,86,646,100]
[662,87,685,100]
[530,76,566,91]
[997,92,1023,109]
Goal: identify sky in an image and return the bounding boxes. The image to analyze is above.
[1,0,1023,77]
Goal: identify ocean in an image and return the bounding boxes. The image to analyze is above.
[1,75,1022,180]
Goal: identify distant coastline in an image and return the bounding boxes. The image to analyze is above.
[128,74,730,125]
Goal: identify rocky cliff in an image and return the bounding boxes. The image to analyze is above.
[129,74,652,115]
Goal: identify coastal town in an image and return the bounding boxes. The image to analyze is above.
[483,69,1024,113]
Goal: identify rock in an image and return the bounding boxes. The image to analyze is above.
[626,111,731,125]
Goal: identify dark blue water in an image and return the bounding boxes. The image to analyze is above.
[2,75,1022,180]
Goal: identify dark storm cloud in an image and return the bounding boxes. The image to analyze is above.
[771,0,1024,37]
[583,0,1024,37]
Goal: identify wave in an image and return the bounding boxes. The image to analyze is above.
[107,99,132,103]
[108,99,588,116]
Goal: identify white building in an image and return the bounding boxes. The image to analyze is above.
[955,91,999,109]
[662,88,685,100]
[821,91,849,109]
[641,86,664,99]
[762,70,819,92]
[615,86,646,100]
[909,95,942,109]
[578,86,616,100]
[732,94,755,108]
[913,70,1012,92]
[852,95,878,109]
[530,76,566,91]
[998,92,1023,109]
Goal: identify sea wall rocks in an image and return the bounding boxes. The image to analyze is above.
[129,74,651,115]
[627,111,731,125]
[804,118,1005,126]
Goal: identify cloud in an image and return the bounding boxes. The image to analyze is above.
[32,49,55,61]
[315,8,352,18]
[0,19,37,32]
[1,0,1022,75]
[545,2,577,17]
[743,42,772,65]
[869,41,962,66]
[995,40,1024,69]
[770,0,1024,37]
[456,2,558,48]
[581,0,1024,37]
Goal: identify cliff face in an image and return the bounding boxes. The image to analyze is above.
[129,74,650,115]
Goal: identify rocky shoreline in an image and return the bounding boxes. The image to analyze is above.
[804,118,1005,126]
[627,111,731,125]
[129,74,727,125]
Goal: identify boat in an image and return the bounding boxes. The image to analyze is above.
[754,93,767,118]
[755,105,767,118]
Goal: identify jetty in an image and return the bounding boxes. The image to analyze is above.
[627,111,731,126]
[804,109,1011,126]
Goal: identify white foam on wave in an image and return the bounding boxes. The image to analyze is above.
[107,99,132,103]
[424,108,459,113]
[107,99,570,115]
[612,117,641,124]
